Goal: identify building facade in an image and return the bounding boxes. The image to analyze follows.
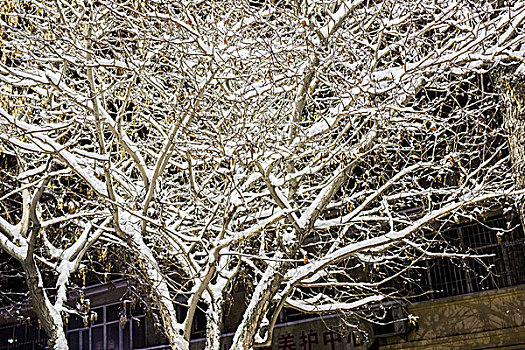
[0,218,524,350]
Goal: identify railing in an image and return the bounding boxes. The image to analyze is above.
[0,322,47,350]
[417,218,525,300]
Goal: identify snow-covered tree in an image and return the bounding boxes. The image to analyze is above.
[1,0,524,349]
[0,145,111,348]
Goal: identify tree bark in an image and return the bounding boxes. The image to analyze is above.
[500,70,525,225]
[142,261,188,350]
[230,261,288,350]
[204,299,224,350]
[23,256,68,350]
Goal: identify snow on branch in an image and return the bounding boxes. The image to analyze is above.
[286,294,384,313]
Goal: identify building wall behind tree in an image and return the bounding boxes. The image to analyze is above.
[190,315,377,350]
[379,284,525,349]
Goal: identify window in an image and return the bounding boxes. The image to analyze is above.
[0,322,47,350]
[66,303,145,350]
[419,218,525,300]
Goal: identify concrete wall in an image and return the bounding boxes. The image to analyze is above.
[379,285,525,349]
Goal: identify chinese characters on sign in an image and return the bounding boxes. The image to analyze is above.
[275,329,367,350]
[217,321,373,350]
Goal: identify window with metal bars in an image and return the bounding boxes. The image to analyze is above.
[0,322,47,350]
[418,218,525,300]
[66,302,146,350]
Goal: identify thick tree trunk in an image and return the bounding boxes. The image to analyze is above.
[500,70,525,225]
[151,274,188,350]
[204,299,224,350]
[230,261,288,350]
[118,210,188,350]
[23,257,68,350]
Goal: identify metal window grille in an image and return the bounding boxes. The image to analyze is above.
[0,322,47,350]
[422,219,525,300]
[66,302,146,350]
